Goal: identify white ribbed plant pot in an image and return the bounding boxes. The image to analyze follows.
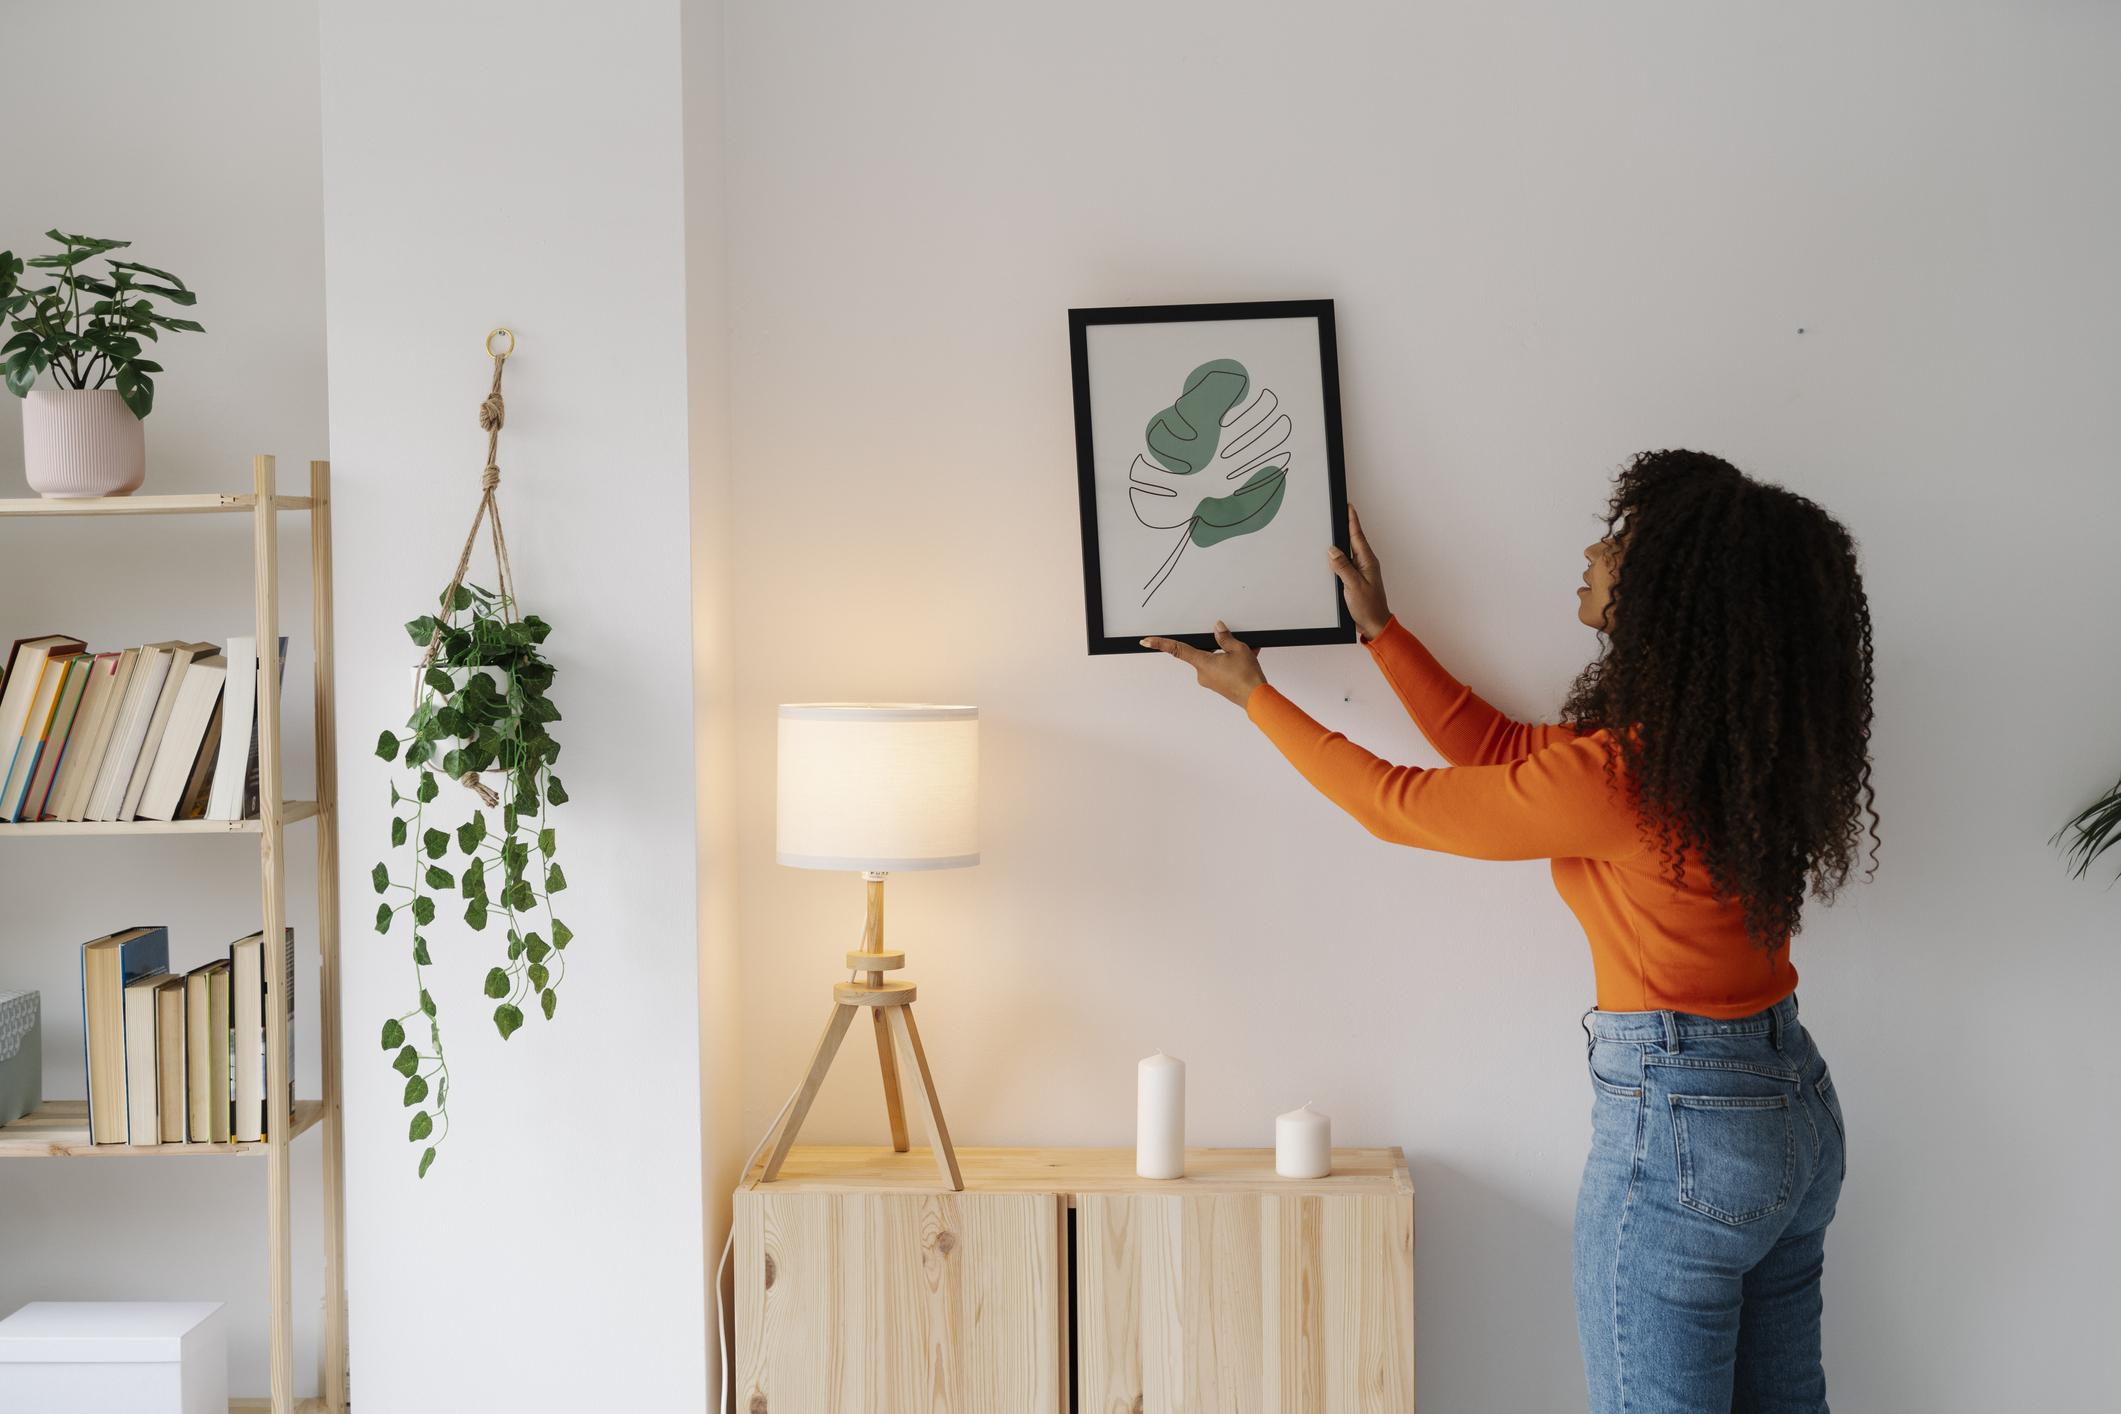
[21,388,146,498]
[409,665,509,756]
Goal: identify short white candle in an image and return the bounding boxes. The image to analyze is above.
[1276,1102,1331,1179]
[1136,1051,1185,1180]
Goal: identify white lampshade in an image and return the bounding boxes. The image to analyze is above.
[776,704,979,871]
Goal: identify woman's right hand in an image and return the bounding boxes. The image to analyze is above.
[1329,505,1392,640]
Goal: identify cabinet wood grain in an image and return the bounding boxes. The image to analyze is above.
[1078,1190,1414,1413]
[735,1188,1066,1414]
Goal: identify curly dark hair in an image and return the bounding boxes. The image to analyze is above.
[1559,450,1880,948]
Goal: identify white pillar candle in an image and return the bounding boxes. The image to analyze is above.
[1275,1102,1331,1179]
[1136,1051,1186,1180]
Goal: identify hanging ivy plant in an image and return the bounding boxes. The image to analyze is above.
[372,581,571,1177]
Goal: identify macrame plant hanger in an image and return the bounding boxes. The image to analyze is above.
[418,326,522,807]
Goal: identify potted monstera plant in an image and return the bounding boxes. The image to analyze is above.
[0,231,203,498]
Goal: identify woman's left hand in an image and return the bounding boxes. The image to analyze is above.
[1140,621,1267,708]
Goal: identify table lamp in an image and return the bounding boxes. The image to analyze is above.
[760,703,978,1190]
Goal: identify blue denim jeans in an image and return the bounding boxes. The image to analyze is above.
[1574,994,1846,1413]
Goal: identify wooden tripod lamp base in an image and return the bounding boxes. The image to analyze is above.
[760,874,963,1190]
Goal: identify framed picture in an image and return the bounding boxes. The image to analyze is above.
[1069,299,1353,655]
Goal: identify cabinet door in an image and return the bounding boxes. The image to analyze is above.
[736,1188,1067,1414]
[1077,1191,1414,1414]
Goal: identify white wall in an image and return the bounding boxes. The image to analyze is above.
[318,2,708,1409]
[11,5,2114,1408]
[721,3,2121,1410]
[684,0,748,1384]
[0,2,331,1398]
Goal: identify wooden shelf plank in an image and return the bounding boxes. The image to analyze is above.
[230,1400,326,1413]
[744,1144,1415,1197]
[0,800,318,836]
[0,493,314,518]
[0,1099,325,1158]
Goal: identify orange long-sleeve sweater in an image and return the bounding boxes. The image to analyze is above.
[1245,617,1795,1019]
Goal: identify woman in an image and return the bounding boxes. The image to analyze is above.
[1145,449,1875,1413]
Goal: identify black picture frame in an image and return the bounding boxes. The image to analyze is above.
[1069,298,1354,656]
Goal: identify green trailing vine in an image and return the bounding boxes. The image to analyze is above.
[372,582,572,1177]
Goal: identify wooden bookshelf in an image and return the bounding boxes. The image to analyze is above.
[0,1099,327,1157]
[0,458,347,1414]
[0,492,314,517]
[0,800,319,836]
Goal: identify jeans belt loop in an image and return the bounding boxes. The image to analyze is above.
[1660,1010,1680,1054]
[1769,1001,1785,1055]
[1581,1007,1596,1060]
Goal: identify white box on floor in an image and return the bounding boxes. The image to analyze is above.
[0,1301,227,1413]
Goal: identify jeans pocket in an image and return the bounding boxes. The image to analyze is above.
[1670,1094,1795,1225]
[1587,1042,1642,1099]
[1815,1068,1847,1178]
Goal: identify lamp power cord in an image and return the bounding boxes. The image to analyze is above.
[714,939,871,1412]
[714,1077,803,1414]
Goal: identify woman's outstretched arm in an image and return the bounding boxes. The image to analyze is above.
[1137,623,1617,858]
[1244,680,1640,862]
[1363,617,1575,766]
[1330,506,1569,766]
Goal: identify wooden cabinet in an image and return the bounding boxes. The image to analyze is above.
[1078,1188,1415,1413]
[737,1146,1415,1414]
[735,1187,1066,1412]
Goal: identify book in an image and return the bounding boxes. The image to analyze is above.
[22,653,92,821]
[0,634,36,694]
[0,633,57,694]
[213,635,288,821]
[1,654,69,820]
[121,641,217,820]
[184,959,232,1143]
[2,644,86,820]
[231,927,295,1143]
[45,650,121,821]
[209,635,256,821]
[174,697,224,822]
[246,639,288,819]
[87,643,177,822]
[81,925,170,1144]
[0,635,84,799]
[57,647,136,822]
[123,976,163,1146]
[137,653,226,821]
[154,973,187,1144]
[29,655,94,817]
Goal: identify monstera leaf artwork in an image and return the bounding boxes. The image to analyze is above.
[1068,299,1349,655]
[1128,358,1293,604]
